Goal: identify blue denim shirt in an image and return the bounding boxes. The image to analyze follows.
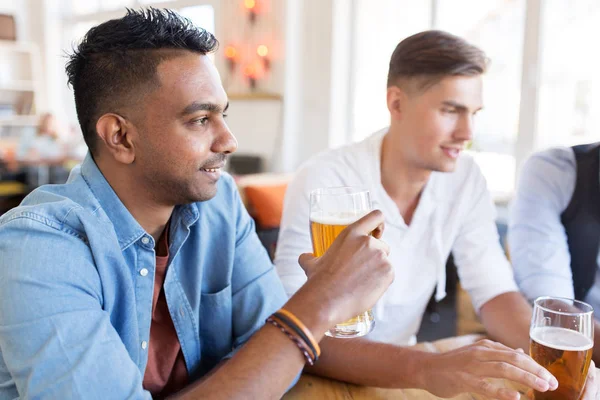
[0,154,289,399]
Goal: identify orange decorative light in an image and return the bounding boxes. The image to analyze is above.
[243,64,258,79]
[244,0,258,23]
[257,44,269,57]
[225,45,237,60]
[243,62,265,90]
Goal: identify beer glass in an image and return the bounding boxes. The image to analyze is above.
[529,296,594,400]
[309,187,375,338]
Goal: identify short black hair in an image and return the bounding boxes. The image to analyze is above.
[387,30,488,92]
[66,8,219,155]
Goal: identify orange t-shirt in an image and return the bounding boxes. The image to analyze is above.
[143,225,189,398]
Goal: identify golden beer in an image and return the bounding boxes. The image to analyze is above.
[310,214,374,335]
[530,326,593,400]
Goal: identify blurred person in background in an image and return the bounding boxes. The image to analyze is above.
[15,112,66,162]
[510,143,600,364]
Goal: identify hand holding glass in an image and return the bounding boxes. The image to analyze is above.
[309,187,375,338]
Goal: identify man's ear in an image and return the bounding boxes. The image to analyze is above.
[386,85,407,121]
[95,113,136,164]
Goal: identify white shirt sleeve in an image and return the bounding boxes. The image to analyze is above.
[452,163,519,311]
[274,158,346,296]
[508,148,576,301]
[274,168,312,296]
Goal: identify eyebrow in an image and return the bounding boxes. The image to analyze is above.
[442,100,482,113]
[181,101,229,116]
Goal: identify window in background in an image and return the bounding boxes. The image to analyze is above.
[70,0,177,15]
[537,0,600,149]
[100,0,136,12]
[350,0,431,142]
[179,5,215,34]
[436,0,525,195]
[70,0,101,16]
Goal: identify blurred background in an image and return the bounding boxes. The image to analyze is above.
[1,0,598,339]
[4,0,600,190]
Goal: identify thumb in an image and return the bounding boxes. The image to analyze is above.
[298,252,317,277]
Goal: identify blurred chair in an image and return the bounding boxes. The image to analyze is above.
[0,161,26,215]
[228,154,264,175]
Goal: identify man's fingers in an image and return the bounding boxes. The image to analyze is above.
[371,223,384,239]
[581,362,598,400]
[491,350,558,390]
[480,361,553,393]
[467,377,520,400]
[348,210,385,236]
[298,252,315,274]
[367,235,390,256]
[476,339,515,353]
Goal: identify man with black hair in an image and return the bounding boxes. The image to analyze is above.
[0,8,394,399]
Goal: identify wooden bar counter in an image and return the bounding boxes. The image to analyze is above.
[284,334,529,400]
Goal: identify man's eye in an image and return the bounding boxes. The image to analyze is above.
[192,117,209,126]
[442,108,457,114]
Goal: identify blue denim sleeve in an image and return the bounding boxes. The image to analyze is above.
[0,216,152,400]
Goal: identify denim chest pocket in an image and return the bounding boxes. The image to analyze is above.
[199,285,233,360]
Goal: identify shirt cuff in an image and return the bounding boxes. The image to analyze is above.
[469,279,519,313]
[518,275,575,303]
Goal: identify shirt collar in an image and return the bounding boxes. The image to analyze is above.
[79,153,200,250]
[371,129,440,227]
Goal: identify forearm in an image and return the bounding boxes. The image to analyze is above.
[173,324,306,400]
[173,294,329,400]
[306,337,433,389]
[479,291,532,350]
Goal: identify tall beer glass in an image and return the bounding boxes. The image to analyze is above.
[530,296,594,400]
[309,187,375,338]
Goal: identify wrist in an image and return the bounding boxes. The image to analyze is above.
[283,288,333,340]
[411,351,438,390]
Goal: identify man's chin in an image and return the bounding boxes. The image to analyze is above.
[432,161,458,173]
[195,186,219,203]
[180,183,219,204]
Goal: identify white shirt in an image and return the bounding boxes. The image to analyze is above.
[274,129,518,345]
[509,147,600,314]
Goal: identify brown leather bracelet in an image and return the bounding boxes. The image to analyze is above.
[266,316,315,366]
[276,308,321,358]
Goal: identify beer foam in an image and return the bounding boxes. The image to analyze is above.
[530,327,593,351]
[310,211,368,225]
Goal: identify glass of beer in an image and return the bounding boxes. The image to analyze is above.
[309,186,375,338]
[529,296,594,400]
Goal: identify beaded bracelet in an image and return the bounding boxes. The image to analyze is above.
[266,316,315,366]
[272,312,319,362]
[275,308,321,358]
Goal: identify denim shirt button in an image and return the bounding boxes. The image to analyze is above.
[139,268,149,277]
[141,236,150,245]
[141,341,147,350]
